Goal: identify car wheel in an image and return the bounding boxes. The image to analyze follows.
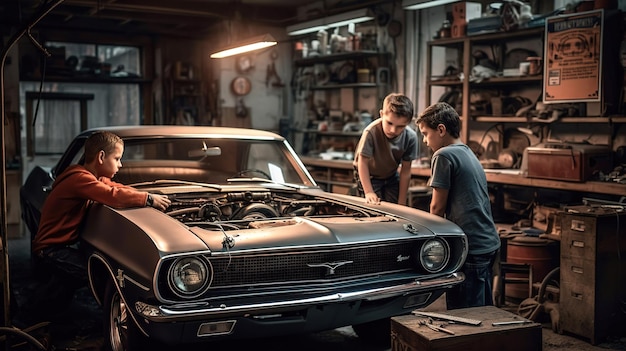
[352,318,392,347]
[103,280,151,351]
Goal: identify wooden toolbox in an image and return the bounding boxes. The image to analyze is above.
[391,306,542,351]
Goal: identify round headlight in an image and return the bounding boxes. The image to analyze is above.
[420,239,449,273]
[168,257,212,298]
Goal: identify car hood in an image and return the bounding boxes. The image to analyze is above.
[82,185,463,266]
[187,214,438,252]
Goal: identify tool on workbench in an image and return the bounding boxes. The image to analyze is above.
[412,311,482,326]
[417,318,455,335]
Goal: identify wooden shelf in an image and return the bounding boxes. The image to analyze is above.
[427,79,463,87]
[295,51,389,66]
[21,76,151,84]
[473,116,626,123]
[311,83,378,90]
[467,27,544,43]
[410,167,625,196]
[301,158,626,197]
[470,75,542,86]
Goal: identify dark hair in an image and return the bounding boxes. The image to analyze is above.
[383,93,414,120]
[415,102,461,138]
[83,131,123,163]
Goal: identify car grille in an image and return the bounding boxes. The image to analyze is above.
[207,241,422,287]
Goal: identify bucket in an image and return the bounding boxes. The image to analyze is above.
[505,236,559,300]
[357,69,370,83]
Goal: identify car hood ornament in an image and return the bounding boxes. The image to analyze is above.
[307,260,354,275]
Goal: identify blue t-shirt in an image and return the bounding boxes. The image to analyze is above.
[428,143,500,255]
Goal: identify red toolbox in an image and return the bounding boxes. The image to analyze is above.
[525,143,612,182]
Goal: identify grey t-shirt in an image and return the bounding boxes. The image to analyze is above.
[428,143,500,255]
[353,119,418,179]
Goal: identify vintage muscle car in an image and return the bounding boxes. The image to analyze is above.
[20,126,467,351]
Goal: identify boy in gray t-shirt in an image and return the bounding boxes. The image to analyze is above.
[353,93,418,205]
[416,102,500,309]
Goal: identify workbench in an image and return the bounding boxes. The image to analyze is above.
[390,306,542,351]
[300,157,626,197]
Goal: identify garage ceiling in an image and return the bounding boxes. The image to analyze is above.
[2,0,381,38]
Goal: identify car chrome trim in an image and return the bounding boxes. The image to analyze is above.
[156,272,464,318]
[206,235,442,257]
[124,273,151,292]
[197,320,237,337]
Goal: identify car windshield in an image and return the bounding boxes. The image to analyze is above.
[102,137,314,186]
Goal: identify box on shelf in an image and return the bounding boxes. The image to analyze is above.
[524,143,612,182]
[452,2,482,38]
[467,16,502,35]
[452,2,482,22]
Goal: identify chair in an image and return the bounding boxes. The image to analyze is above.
[493,254,533,307]
[407,186,432,211]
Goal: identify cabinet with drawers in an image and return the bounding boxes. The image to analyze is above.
[560,205,626,344]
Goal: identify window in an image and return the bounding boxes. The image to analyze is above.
[20,42,143,156]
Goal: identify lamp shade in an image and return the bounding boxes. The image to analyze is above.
[286,8,374,36]
[210,34,277,59]
[403,0,460,10]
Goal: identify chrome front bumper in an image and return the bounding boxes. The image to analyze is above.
[137,272,465,320]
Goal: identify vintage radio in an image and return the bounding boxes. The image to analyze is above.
[523,143,612,182]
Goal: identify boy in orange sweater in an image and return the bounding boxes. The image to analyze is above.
[25,131,170,322]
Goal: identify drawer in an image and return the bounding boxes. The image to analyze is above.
[561,215,596,238]
[560,277,594,340]
[560,255,595,285]
[561,221,596,259]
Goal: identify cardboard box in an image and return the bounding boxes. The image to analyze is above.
[452,2,482,37]
[391,306,542,351]
[525,143,612,182]
[452,2,482,23]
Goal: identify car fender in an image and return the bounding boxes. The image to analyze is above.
[81,204,210,293]
[87,253,151,338]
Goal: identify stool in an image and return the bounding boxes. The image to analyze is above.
[407,186,432,211]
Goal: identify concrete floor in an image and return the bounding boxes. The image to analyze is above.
[4,227,626,351]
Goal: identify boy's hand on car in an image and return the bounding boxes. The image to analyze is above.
[150,194,171,211]
[365,192,381,205]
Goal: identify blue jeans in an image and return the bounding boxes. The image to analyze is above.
[446,250,497,310]
[25,245,88,320]
[354,170,400,203]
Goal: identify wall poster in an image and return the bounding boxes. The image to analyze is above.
[543,10,603,103]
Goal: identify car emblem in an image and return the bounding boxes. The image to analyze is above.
[397,255,410,262]
[307,260,353,275]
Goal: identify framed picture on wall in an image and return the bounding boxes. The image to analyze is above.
[543,9,603,103]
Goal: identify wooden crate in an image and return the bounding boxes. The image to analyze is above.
[391,306,541,351]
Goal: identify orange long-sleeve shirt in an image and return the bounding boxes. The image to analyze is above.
[32,165,148,253]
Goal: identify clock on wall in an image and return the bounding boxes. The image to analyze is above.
[231,76,251,96]
[235,55,254,74]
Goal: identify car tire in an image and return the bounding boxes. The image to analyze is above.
[103,280,153,351]
[351,318,392,347]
